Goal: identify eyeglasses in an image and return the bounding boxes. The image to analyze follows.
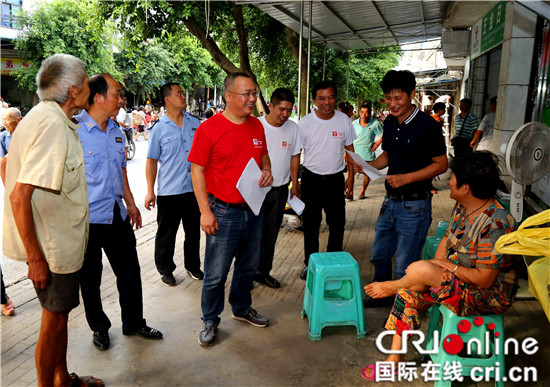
[227,90,258,99]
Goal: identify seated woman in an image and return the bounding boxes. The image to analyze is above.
[362,151,520,380]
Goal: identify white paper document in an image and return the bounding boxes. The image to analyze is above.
[287,190,305,215]
[345,150,386,181]
[236,158,272,216]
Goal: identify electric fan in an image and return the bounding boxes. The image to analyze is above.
[504,122,550,222]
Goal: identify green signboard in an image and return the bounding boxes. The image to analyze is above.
[480,1,506,54]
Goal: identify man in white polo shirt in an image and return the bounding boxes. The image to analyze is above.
[256,88,302,288]
[298,80,357,280]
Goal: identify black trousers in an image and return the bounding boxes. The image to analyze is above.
[154,192,201,276]
[80,204,145,334]
[258,184,289,275]
[301,168,346,265]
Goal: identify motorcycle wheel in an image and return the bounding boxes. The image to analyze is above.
[127,140,135,160]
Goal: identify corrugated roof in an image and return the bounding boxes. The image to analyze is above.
[241,1,450,52]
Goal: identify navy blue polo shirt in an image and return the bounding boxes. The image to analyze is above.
[382,106,446,196]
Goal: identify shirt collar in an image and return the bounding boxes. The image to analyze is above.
[76,109,117,133]
[43,100,80,131]
[403,106,419,125]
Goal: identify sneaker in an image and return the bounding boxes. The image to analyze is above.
[232,308,269,327]
[198,322,218,347]
[186,268,204,281]
[161,274,176,286]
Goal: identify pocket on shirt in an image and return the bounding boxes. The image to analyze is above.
[83,151,101,176]
[63,159,84,193]
[161,137,181,155]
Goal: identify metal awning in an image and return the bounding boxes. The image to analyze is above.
[242,1,450,52]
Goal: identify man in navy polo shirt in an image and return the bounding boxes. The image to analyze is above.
[364,70,447,307]
[145,83,203,286]
[77,73,163,351]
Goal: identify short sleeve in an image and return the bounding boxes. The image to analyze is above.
[426,118,446,158]
[478,115,489,133]
[147,124,161,160]
[474,223,507,269]
[374,120,384,137]
[18,121,68,191]
[188,124,211,167]
[344,118,357,146]
[292,125,302,156]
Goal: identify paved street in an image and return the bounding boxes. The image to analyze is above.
[1,139,549,386]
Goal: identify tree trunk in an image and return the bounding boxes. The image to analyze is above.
[183,9,267,116]
[285,26,309,118]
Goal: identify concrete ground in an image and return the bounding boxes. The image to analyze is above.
[2,176,549,386]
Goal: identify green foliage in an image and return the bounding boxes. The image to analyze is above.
[13,0,118,92]
[115,39,175,105]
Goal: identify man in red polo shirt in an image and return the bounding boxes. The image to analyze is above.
[189,72,273,347]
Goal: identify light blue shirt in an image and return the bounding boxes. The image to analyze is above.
[146,112,200,196]
[0,130,12,157]
[352,117,383,161]
[76,110,127,224]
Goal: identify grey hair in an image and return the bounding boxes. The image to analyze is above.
[36,54,87,103]
[2,107,21,119]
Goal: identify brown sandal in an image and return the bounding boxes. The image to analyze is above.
[69,373,105,387]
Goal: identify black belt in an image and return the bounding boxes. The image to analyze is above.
[387,191,430,201]
[208,194,249,209]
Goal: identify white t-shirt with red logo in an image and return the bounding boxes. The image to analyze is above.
[298,109,357,175]
[259,116,302,187]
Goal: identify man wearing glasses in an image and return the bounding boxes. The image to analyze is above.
[189,72,273,347]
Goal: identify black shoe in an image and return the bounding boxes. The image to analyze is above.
[186,268,204,281]
[255,273,281,288]
[198,322,218,347]
[92,331,110,351]
[363,296,394,308]
[299,266,308,280]
[161,274,176,286]
[123,325,163,340]
[232,308,269,327]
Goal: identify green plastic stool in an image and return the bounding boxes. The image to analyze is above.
[301,252,366,341]
[424,305,506,387]
[422,236,442,260]
[436,221,450,237]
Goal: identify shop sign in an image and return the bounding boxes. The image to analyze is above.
[1,57,31,75]
[471,1,507,60]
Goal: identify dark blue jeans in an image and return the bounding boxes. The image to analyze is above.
[370,196,432,281]
[201,198,263,326]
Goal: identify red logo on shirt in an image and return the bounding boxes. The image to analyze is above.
[332,131,343,138]
[253,139,263,148]
[282,140,291,150]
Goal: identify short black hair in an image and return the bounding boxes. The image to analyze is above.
[338,102,348,111]
[160,82,180,103]
[380,70,416,95]
[450,151,501,199]
[312,80,337,100]
[460,98,472,109]
[224,72,252,92]
[270,88,295,106]
[433,102,446,114]
[88,73,110,106]
[360,103,372,114]
[205,108,215,119]
[490,96,497,105]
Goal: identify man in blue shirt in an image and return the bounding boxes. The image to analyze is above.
[352,104,383,200]
[145,83,203,286]
[76,73,163,351]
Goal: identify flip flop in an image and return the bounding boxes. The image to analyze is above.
[358,194,366,200]
[360,364,398,381]
[69,373,105,387]
[361,364,376,380]
[2,298,14,316]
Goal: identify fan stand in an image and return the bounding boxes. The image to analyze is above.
[510,180,524,222]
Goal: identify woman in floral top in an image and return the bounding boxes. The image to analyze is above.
[361,151,519,380]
